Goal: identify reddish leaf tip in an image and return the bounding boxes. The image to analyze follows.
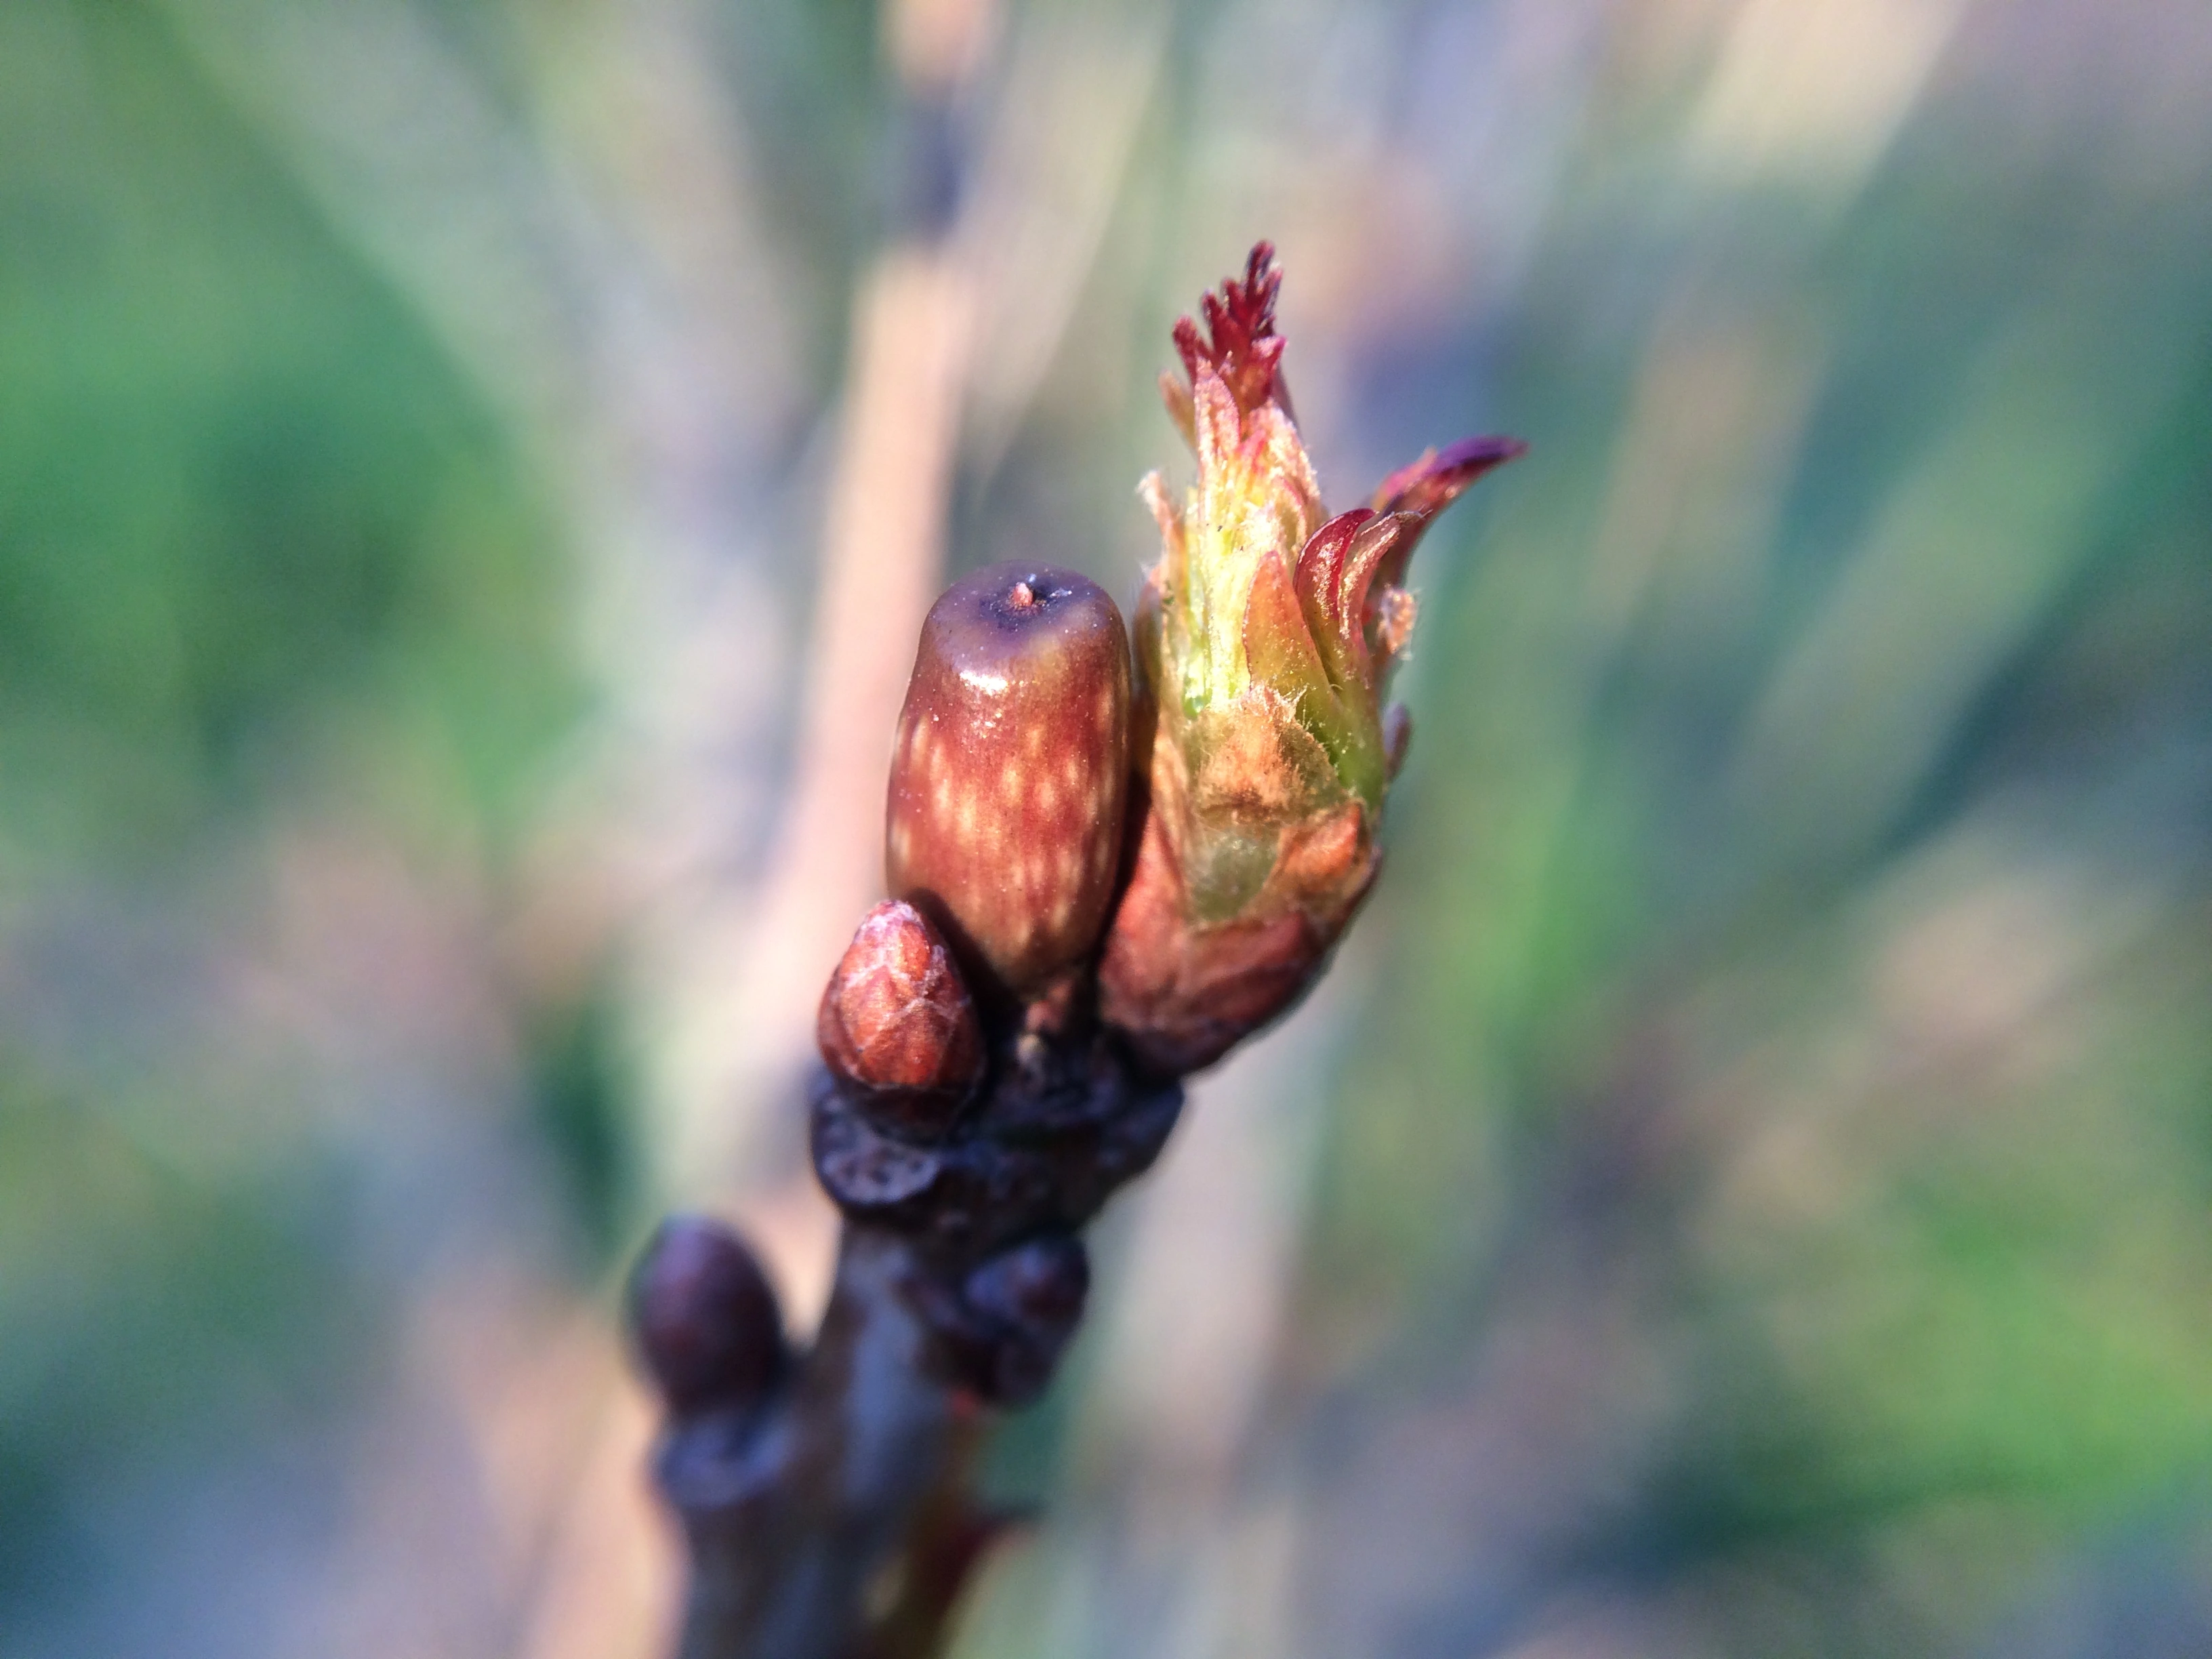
[1370,433,1527,519]
[1170,242,1289,421]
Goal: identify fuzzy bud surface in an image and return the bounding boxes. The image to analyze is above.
[1100,245,1522,1073]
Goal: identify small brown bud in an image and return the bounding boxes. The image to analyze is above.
[818,900,984,1127]
[886,562,1131,997]
[627,1216,784,1415]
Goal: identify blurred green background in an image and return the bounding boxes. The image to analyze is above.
[5,1,2211,1655]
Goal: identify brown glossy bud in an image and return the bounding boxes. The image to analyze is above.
[817,899,984,1128]
[886,562,1131,997]
[627,1216,784,1415]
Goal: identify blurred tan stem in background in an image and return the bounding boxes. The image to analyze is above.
[678,244,975,1221]
[534,0,1186,1649]
[143,0,1167,1650]
[651,0,1168,1223]
[557,1,1000,1648]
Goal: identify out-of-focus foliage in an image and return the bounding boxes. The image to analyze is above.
[5,0,2212,1656]
[0,5,579,1650]
[0,7,571,866]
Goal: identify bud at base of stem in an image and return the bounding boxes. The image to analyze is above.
[628,1216,785,1416]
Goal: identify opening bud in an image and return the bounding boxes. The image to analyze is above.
[886,562,1131,999]
[1099,245,1521,1075]
[627,1216,785,1416]
[817,899,985,1132]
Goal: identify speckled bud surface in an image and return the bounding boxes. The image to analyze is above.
[886,562,1131,997]
[817,900,984,1130]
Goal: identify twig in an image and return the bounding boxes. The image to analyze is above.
[628,245,1521,1659]
[644,1027,1181,1659]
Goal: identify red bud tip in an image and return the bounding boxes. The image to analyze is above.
[1169,241,1287,422]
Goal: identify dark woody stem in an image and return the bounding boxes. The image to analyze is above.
[655,1031,1182,1659]
[666,1227,960,1659]
[644,232,1516,1659]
